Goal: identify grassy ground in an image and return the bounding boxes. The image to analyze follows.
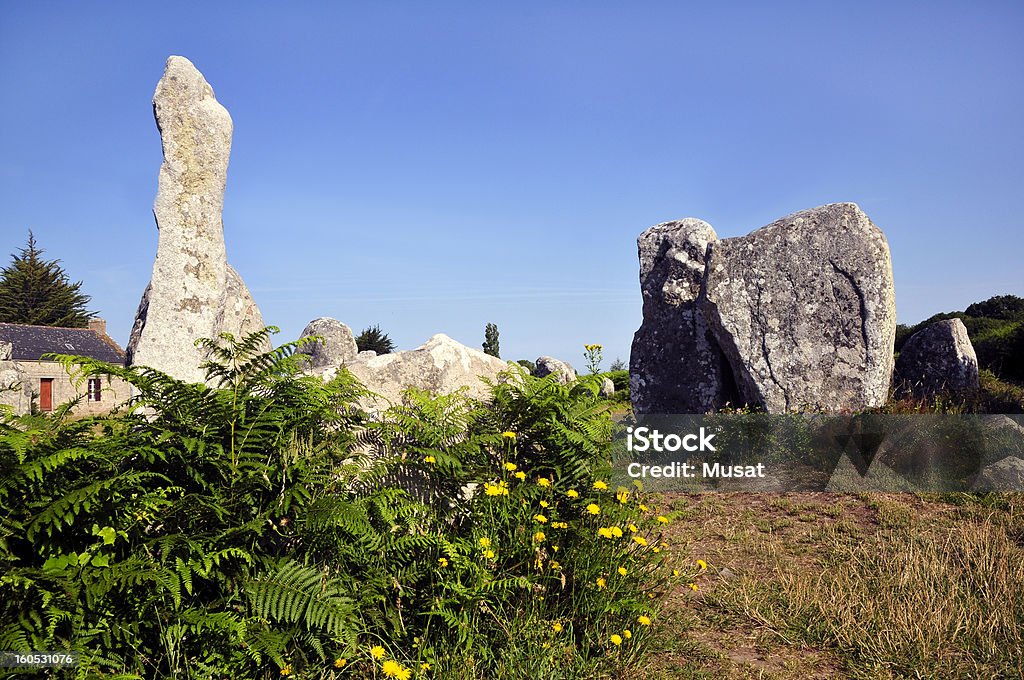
[644,492,1024,679]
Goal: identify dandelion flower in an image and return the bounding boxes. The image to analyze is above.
[484,549,495,559]
[534,514,548,524]
[616,490,629,504]
[514,471,526,480]
[618,566,628,576]
[566,489,579,498]
[280,666,292,677]
[596,577,607,588]
[371,645,386,660]
[610,634,622,646]
[688,582,698,591]
[598,527,613,539]
[479,537,491,548]
[657,515,669,524]
[484,483,502,496]
[638,615,652,626]
[633,535,648,546]
[539,500,549,508]
[424,455,436,464]
[586,503,601,515]
[610,526,623,538]
[537,477,551,488]
[438,557,448,568]
[420,662,431,671]
[503,461,517,471]
[652,547,661,553]
[534,531,546,542]
[623,629,632,639]
[334,658,347,668]
[697,559,707,571]
[502,431,516,440]
[628,523,639,533]
[638,503,649,512]
[552,621,563,632]
[593,480,608,490]
[382,659,411,680]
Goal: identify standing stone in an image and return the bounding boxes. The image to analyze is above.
[126,56,265,383]
[534,356,577,384]
[629,219,728,414]
[599,377,616,398]
[894,318,979,398]
[298,317,358,369]
[700,203,896,413]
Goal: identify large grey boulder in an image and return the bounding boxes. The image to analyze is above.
[972,456,1024,492]
[700,203,897,413]
[629,219,727,414]
[534,356,577,384]
[894,319,979,398]
[126,56,265,383]
[336,334,514,408]
[297,317,358,370]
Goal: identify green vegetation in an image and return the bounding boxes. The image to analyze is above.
[0,231,95,327]
[0,329,681,678]
[514,359,536,373]
[355,324,396,355]
[482,322,500,358]
[897,294,1024,384]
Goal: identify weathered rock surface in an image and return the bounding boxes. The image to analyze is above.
[336,334,514,408]
[972,456,1024,492]
[629,219,727,414]
[126,56,265,383]
[534,356,577,384]
[894,318,979,398]
[297,317,358,370]
[700,203,897,413]
[599,377,615,398]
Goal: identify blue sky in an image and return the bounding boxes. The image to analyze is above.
[2,2,1022,368]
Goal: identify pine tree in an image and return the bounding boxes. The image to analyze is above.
[0,231,95,327]
[355,324,396,354]
[482,322,500,358]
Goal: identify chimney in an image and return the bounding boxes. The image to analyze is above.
[88,318,107,336]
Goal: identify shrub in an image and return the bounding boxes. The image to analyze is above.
[355,324,396,354]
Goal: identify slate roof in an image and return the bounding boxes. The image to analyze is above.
[0,323,126,365]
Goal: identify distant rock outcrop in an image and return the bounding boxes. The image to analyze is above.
[894,318,979,398]
[534,356,577,384]
[330,334,514,408]
[629,219,727,414]
[126,56,265,383]
[630,203,897,414]
[298,317,358,370]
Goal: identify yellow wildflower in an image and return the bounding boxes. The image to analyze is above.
[628,523,639,533]
[484,483,502,496]
[566,489,579,498]
[514,471,526,480]
[280,666,292,677]
[616,489,629,504]
[638,503,649,512]
[697,559,707,571]
[610,634,622,646]
[652,547,661,553]
[420,662,431,671]
[537,477,551,488]
[593,480,608,490]
[610,526,623,538]
[552,545,559,552]
[382,659,411,680]
[334,658,347,668]
[503,461,517,471]
[586,503,601,515]
[539,499,549,508]
[484,549,495,559]
[371,645,386,659]
[633,535,648,546]
[618,566,628,576]
[479,537,491,548]
[598,527,613,539]
[657,515,669,524]
[534,531,546,542]
[688,582,698,591]
[424,455,436,464]
[438,557,448,567]
[672,569,680,577]
[638,615,652,626]
[550,560,560,569]
[552,621,563,632]
[501,431,516,440]
[552,521,568,529]
[623,629,632,639]
[596,577,607,589]
[534,514,548,524]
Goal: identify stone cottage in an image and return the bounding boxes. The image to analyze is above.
[0,319,130,416]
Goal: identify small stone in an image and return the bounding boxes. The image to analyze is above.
[534,356,577,384]
[297,317,358,369]
[599,377,615,398]
[894,318,979,398]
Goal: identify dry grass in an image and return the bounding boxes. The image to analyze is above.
[644,493,1024,679]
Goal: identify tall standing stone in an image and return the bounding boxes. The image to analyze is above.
[700,203,896,412]
[629,219,728,414]
[127,56,265,383]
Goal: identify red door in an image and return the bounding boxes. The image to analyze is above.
[39,378,53,412]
